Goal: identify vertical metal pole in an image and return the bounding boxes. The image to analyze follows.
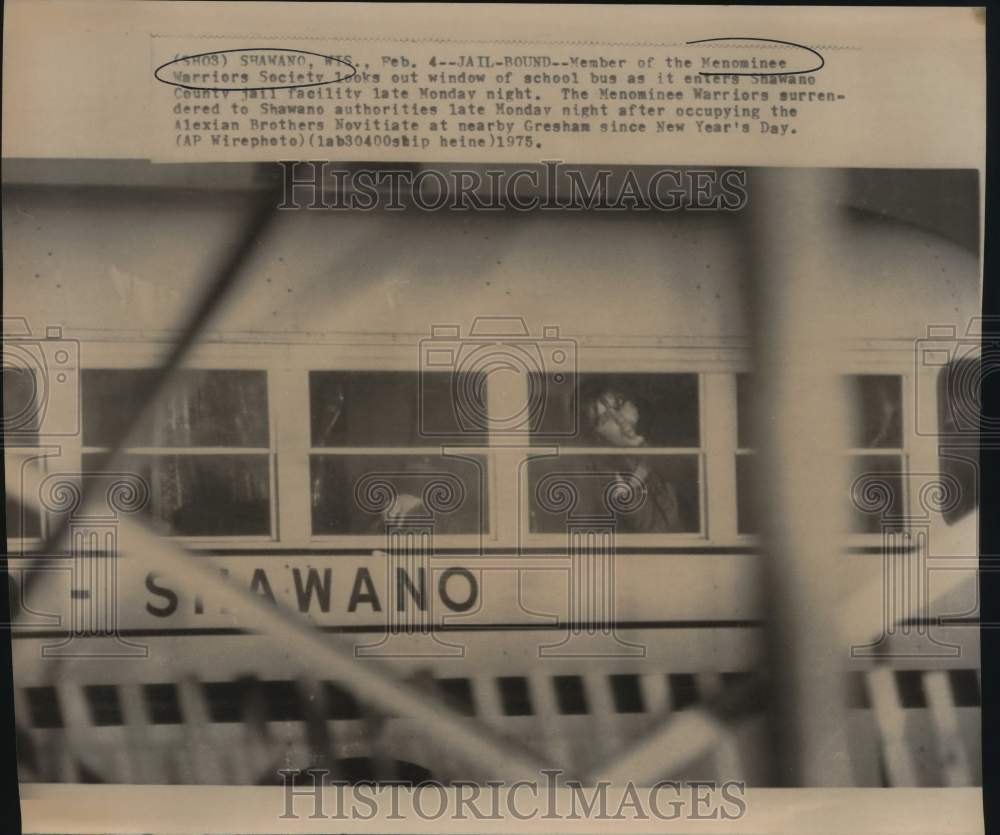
[746,168,853,785]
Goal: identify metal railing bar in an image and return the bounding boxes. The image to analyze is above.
[8,465,568,784]
[584,674,766,785]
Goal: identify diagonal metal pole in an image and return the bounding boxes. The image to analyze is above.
[8,465,568,784]
[9,178,573,784]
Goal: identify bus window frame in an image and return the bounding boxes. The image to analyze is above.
[518,346,740,549]
[64,337,943,551]
[74,342,279,547]
[304,366,495,546]
[844,364,913,543]
[844,375,909,537]
[734,360,919,546]
[520,375,708,545]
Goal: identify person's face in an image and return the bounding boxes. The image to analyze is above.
[590,391,641,446]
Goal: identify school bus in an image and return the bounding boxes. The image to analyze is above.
[3,162,981,786]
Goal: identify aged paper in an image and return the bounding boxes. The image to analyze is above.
[2,3,985,834]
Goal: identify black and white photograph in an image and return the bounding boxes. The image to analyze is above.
[1,4,987,834]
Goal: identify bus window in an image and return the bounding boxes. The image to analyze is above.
[736,373,907,534]
[310,453,487,535]
[82,369,269,448]
[309,371,488,447]
[848,375,905,533]
[81,369,272,537]
[4,368,43,541]
[848,454,905,533]
[527,372,701,534]
[308,371,488,535]
[851,375,903,449]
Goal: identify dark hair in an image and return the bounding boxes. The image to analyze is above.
[581,386,639,440]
